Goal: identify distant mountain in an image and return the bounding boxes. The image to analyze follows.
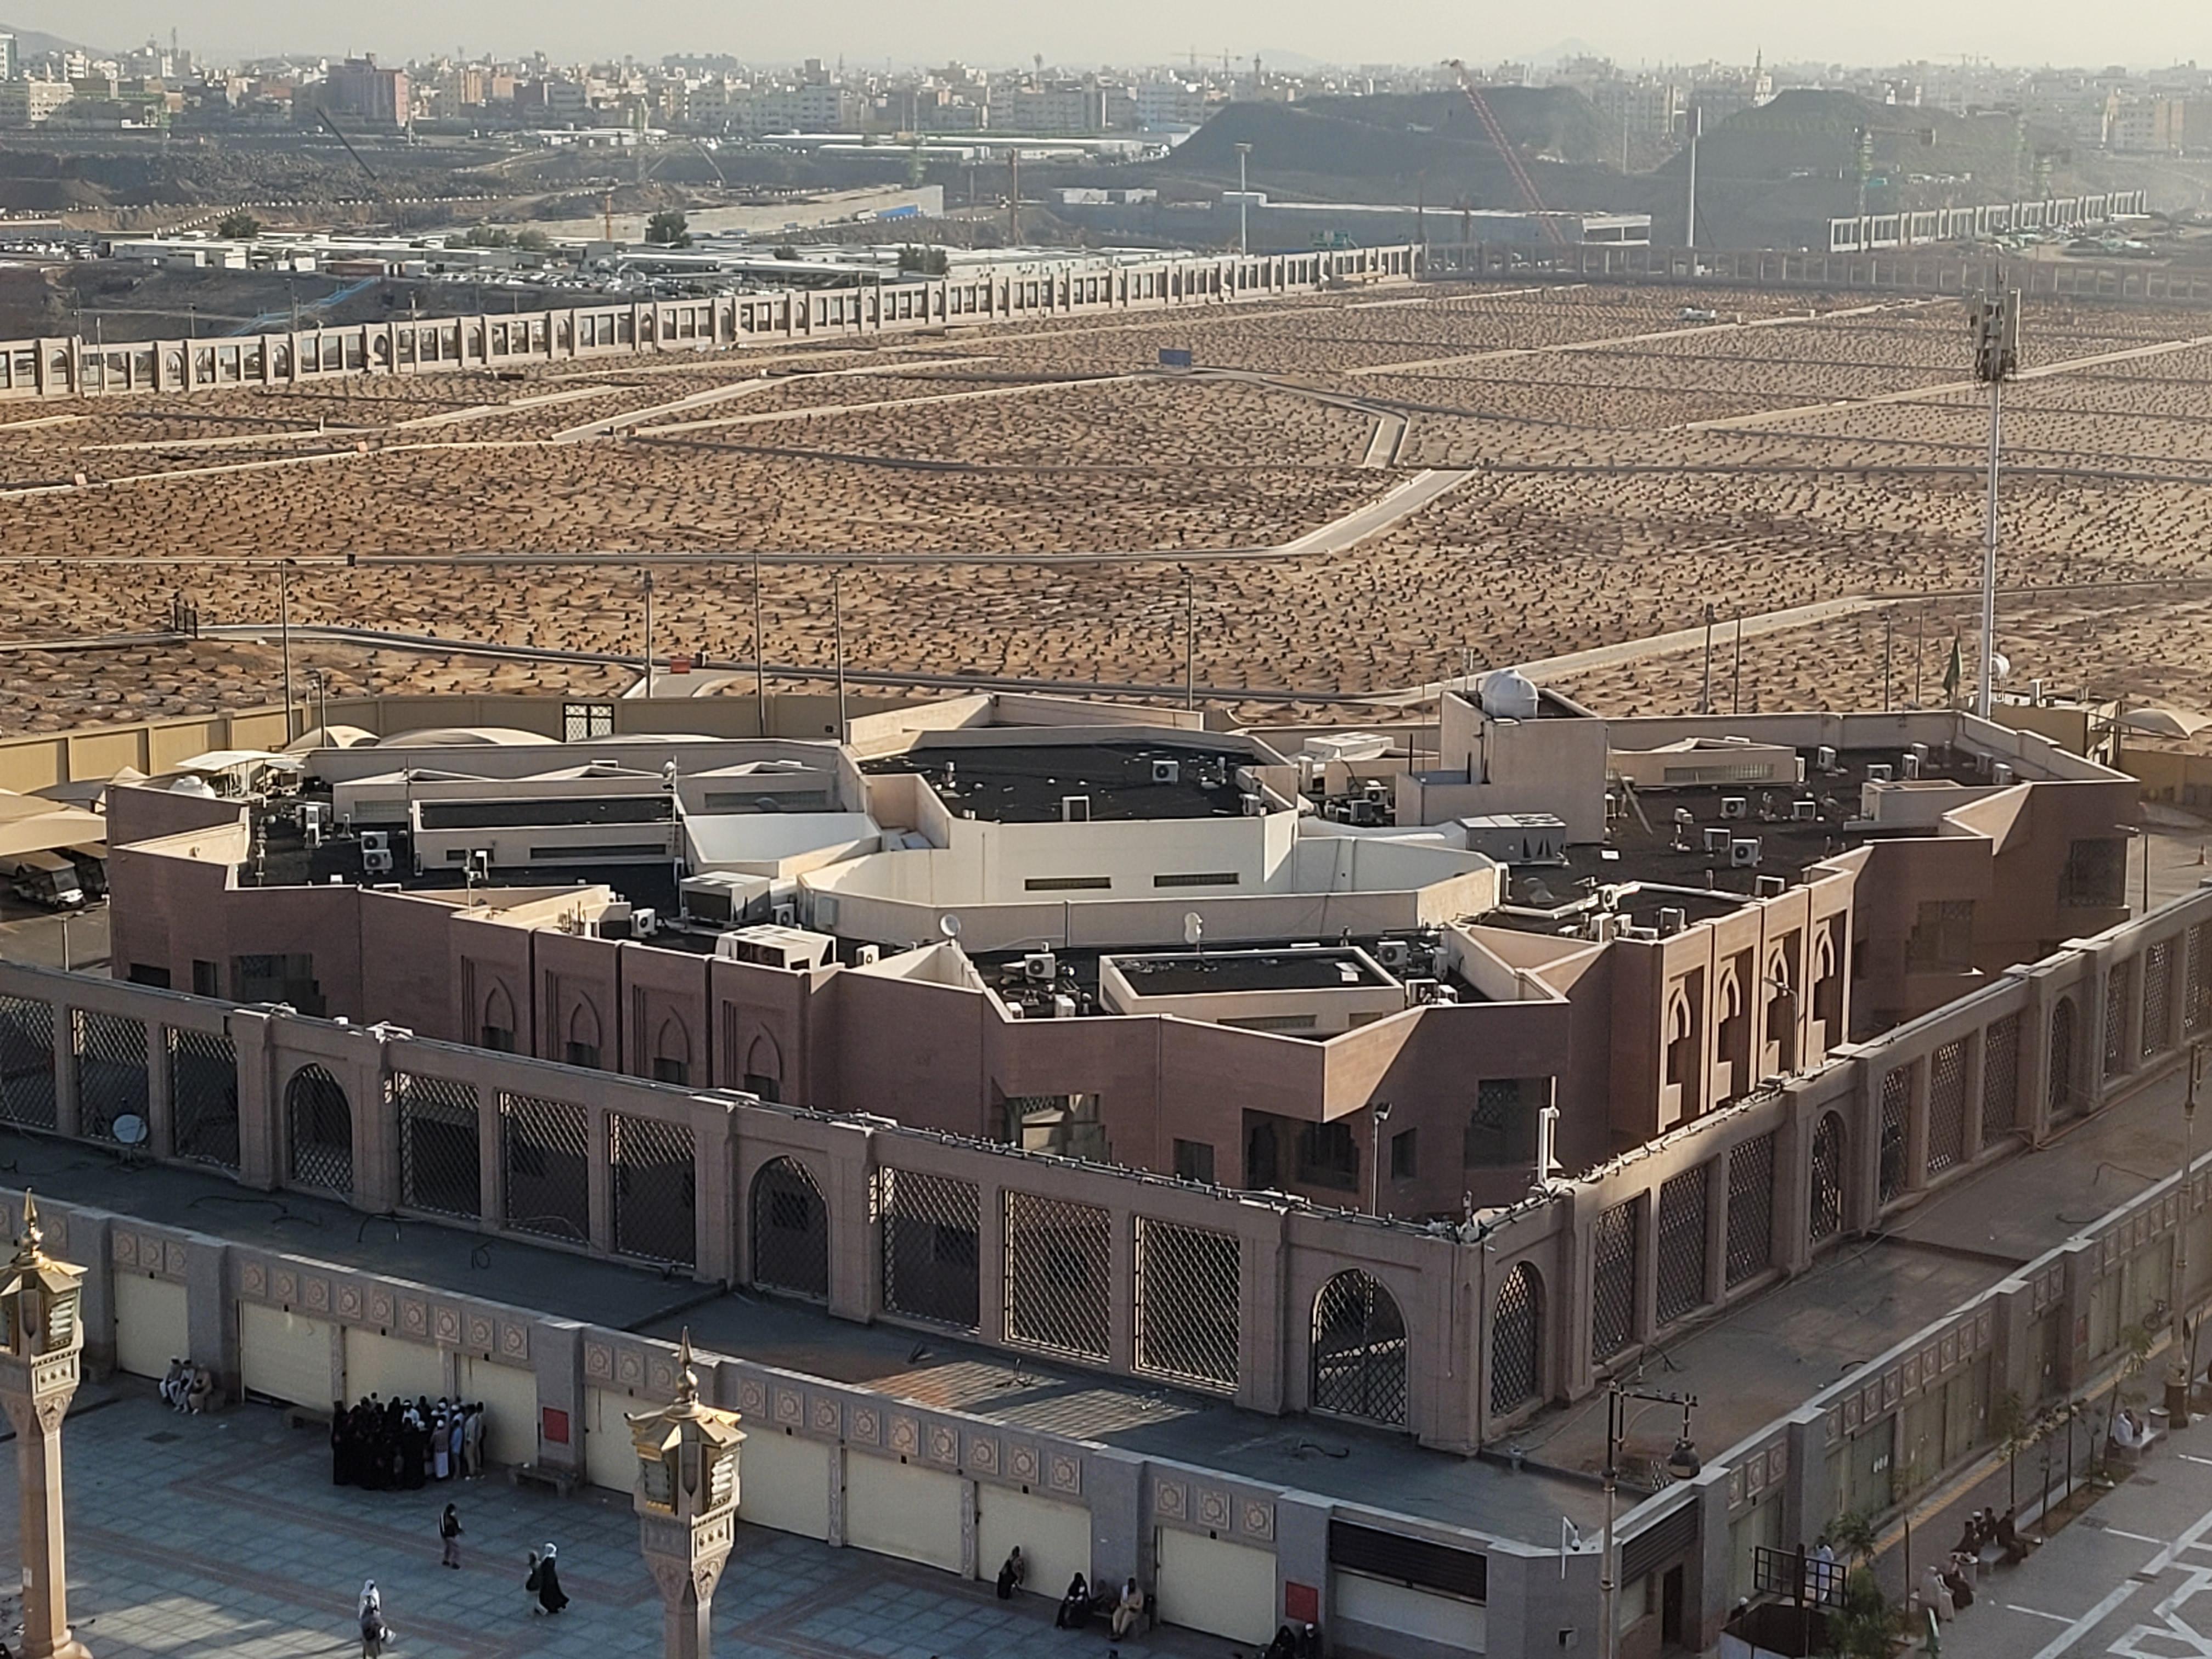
[0,20,103,58]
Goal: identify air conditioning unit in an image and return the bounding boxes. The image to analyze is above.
[1902,755,1921,780]
[1376,938,1413,971]
[632,907,658,937]
[1866,763,1893,783]
[1151,759,1181,785]
[1720,797,1748,820]
[1815,745,1838,772]
[1702,827,1731,854]
[1348,799,1379,827]
[853,944,881,967]
[1909,742,1930,763]
[1658,907,1687,936]
[360,831,390,855]
[1404,977,1441,1005]
[1791,798,1818,821]
[1620,924,1660,942]
[1050,993,1077,1020]
[1022,951,1057,983]
[772,902,797,927]
[363,848,394,875]
[1672,807,1695,826]
[1240,792,1266,816]
[1731,837,1763,868]
[1992,763,2014,786]
[597,901,635,940]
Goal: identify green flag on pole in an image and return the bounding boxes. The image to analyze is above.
[1943,638,1962,702]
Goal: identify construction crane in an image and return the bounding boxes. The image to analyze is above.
[315,110,377,181]
[1442,60,1567,247]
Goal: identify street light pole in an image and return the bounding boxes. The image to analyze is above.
[1369,1100,1392,1216]
[642,570,654,699]
[278,557,295,743]
[832,568,848,738]
[1183,569,1197,711]
[752,548,767,731]
[1969,283,2019,720]
[2171,1041,2205,1426]
[1600,1386,1700,1659]
[1235,142,1252,255]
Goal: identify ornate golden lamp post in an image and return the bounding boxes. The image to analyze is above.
[629,1330,745,1659]
[0,1194,92,1659]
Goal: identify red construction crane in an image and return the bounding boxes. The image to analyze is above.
[1443,59,1567,247]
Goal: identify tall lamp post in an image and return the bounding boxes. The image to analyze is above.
[1968,283,2020,719]
[1600,1385,1700,1659]
[629,1330,746,1659]
[1235,143,1253,255]
[2170,1040,2206,1426]
[0,1193,94,1659]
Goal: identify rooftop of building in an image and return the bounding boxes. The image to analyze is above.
[860,740,1269,824]
[1104,946,1394,997]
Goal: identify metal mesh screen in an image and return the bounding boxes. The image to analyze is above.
[1135,1218,1240,1391]
[500,1092,590,1244]
[0,995,56,1130]
[168,1028,239,1171]
[2105,958,2131,1076]
[1590,1198,1640,1362]
[751,1157,830,1300]
[611,1114,695,1268]
[2144,939,2175,1057]
[1311,1269,1408,1426]
[73,1011,146,1144]
[1725,1133,1776,1287]
[878,1167,980,1330]
[284,1064,353,1194]
[1809,1114,1846,1243]
[1982,1014,2021,1142]
[1878,1068,1910,1204]
[2051,997,2078,1116]
[396,1073,481,1218]
[1490,1262,1543,1416]
[1656,1167,1709,1327]
[1004,1189,1111,1361]
[2188,924,2211,1037]
[1927,1041,1967,1176]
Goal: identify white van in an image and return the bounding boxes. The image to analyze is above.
[8,851,84,910]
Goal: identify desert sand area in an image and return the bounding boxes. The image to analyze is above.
[5,278,2212,735]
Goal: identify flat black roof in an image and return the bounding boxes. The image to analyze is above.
[1108,947,1392,995]
[862,742,1256,823]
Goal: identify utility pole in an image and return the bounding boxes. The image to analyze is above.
[1968,283,2021,719]
[1183,569,1197,710]
[1369,1100,1392,1217]
[1684,105,1702,252]
[1731,612,1743,714]
[642,570,654,698]
[1235,142,1253,255]
[278,557,295,743]
[831,569,849,738]
[1007,149,1019,244]
[752,548,766,732]
[1883,608,1894,712]
[1699,602,1714,713]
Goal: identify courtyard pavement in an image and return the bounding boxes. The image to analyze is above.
[0,1387,1229,1659]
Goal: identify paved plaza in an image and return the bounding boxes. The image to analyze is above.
[0,1388,1224,1659]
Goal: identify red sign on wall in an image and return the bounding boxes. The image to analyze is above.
[541,1406,570,1446]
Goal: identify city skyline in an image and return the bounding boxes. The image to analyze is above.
[3,0,2209,78]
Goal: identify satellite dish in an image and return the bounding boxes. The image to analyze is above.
[112,1114,149,1148]
[1183,911,1204,948]
[938,914,962,939]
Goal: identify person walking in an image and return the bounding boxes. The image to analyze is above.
[439,1503,463,1570]
[357,1581,387,1658]
[530,1543,569,1616]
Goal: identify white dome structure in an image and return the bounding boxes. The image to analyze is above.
[1477,668,1541,721]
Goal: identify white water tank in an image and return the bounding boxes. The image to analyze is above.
[1477,668,1541,721]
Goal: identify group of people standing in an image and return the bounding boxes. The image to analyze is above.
[330,1396,487,1490]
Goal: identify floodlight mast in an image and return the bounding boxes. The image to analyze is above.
[1970,283,2020,720]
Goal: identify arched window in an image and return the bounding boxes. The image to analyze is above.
[1765,949,1799,1074]
[480,984,516,1053]
[565,1001,601,1071]
[744,1034,783,1104]
[1311,1269,1407,1427]
[286,1064,352,1193]
[750,1156,828,1299]
[1809,1113,1846,1243]
[653,1017,691,1087]
[1491,1263,1544,1417]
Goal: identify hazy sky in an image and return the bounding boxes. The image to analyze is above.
[12,0,2207,71]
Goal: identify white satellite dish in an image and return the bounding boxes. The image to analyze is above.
[938,914,962,940]
[112,1114,149,1148]
[1183,911,1204,949]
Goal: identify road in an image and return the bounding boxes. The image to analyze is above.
[0,901,108,972]
[1934,1413,2212,1659]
